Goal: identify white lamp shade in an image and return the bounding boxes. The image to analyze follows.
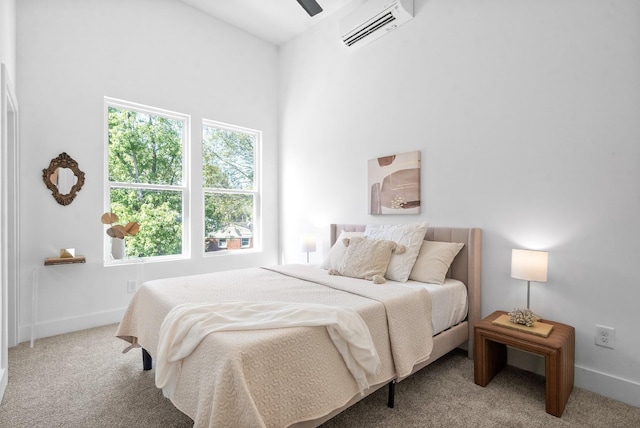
[511,249,548,282]
[301,235,317,253]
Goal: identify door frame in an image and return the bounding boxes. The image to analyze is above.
[1,62,20,403]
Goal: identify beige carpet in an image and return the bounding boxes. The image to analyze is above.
[1,324,638,427]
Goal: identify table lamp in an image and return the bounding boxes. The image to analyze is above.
[301,235,317,263]
[511,249,548,310]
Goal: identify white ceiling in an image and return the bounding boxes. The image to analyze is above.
[178,0,356,46]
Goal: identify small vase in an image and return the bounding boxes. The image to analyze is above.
[111,238,126,260]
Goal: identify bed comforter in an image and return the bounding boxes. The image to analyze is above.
[116,264,433,427]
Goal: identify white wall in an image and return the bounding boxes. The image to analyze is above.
[0,0,16,80]
[16,0,279,340]
[279,0,640,405]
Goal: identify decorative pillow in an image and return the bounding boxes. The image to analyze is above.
[364,222,428,282]
[329,237,402,284]
[409,241,464,284]
[320,231,365,270]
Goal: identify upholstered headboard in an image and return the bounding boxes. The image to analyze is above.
[330,224,482,355]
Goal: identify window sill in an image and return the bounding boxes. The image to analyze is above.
[203,247,261,257]
[103,254,189,267]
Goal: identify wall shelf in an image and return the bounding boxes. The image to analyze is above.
[43,256,86,266]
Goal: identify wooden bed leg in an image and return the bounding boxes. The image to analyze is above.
[142,348,152,371]
[387,380,396,408]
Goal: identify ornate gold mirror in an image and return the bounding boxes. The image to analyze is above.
[42,152,85,206]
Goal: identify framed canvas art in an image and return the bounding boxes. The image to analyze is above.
[368,151,420,215]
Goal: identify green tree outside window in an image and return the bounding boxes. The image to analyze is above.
[203,123,258,252]
[107,105,185,258]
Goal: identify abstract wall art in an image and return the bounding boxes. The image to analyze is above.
[368,150,421,215]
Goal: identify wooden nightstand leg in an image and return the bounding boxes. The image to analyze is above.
[545,347,573,417]
[545,351,559,416]
[475,334,507,386]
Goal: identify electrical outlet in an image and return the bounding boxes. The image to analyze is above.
[127,280,137,293]
[595,325,615,349]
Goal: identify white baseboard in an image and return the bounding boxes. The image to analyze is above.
[574,365,640,407]
[0,368,7,404]
[508,348,640,407]
[18,308,126,345]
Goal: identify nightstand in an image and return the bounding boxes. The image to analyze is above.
[474,310,575,417]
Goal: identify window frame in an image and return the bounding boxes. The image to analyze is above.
[103,97,191,263]
[202,119,261,256]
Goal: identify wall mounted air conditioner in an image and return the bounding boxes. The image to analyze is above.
[340,0,414,48]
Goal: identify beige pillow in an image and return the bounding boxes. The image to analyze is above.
[320,231,365,270]
[409,241,464,284]
[331,237,398,283]
[364,222,428,282]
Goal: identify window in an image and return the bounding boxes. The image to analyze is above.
[105,98,189,259]
[203,120,259,253]
[105,99,260,260]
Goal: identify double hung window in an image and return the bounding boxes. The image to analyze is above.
[105,98,189,259]
[203,120,259,253]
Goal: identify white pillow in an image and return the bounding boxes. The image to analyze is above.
[320,230,365,270]
[364,222,428,282]
[409,241,464,284]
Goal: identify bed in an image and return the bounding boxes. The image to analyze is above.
[116,224,482,427]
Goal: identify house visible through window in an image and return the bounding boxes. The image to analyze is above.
[203,120,259,253]
[105,98,189,259]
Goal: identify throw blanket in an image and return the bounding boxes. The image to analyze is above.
[156,301,381,398]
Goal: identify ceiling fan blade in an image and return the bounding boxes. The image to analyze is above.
[296,0,323,17]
